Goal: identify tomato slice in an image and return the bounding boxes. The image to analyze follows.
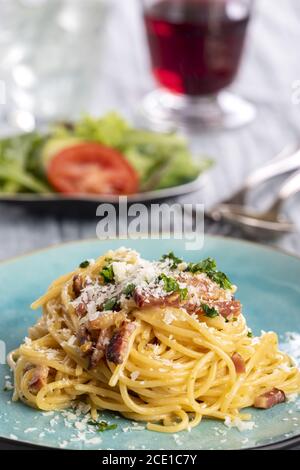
[47,143,139,195]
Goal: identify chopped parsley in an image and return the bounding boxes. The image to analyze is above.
[88,419,117,432]
[123,283,136,298]
[201,303,219,318]
[79,260,90,269]
[159,273,179,293]
[103,297,119,311]
[247,330,253,338]
[100,265,114,283]
[186,257,232,290]
[187,257,217,273]
[160,252,183,269]
[209,271,232,290]
[179,287,188,300]
[158,274,188,301]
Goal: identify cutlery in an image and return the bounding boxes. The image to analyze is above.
[210,169,300,239]
[218,143,300,206]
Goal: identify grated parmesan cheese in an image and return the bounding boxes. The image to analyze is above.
[59,440,68,448]
[287,393,298,403]
[4,380,13,391]
[130,371,140,381]
[75,421,87,431]
[24,427,37,434]
[87,301,97,320]
[281,332,300,366]
[224,417,255,432]
[163,310,176,325]
[173,433,183,446]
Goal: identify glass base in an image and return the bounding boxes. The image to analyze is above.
[140,89,256,132]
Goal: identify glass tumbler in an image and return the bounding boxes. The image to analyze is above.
[0,0,110,131]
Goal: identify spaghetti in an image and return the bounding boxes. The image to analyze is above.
[8,248,300,432]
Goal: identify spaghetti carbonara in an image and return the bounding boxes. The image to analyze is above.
[8,248,300,433]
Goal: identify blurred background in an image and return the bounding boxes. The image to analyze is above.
[0,0,300,259]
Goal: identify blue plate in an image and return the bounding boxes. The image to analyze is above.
[0,236,300,450]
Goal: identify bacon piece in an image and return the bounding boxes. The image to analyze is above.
[75,302,87,317]
[73,275,83,297]
[254,388,286,409]
[134,290,241,319]
[133,273,211,310]
[28,365,49,393]
[106,322,136,365]
[134,288,204,313]
[77,325,90,346]
[178,274,233,302]
[90,328,111,368]
[134,290,181,309]
[178,274,211,294]
[88,311,126,331]
[213,301,241,319]
[231,352,246,373]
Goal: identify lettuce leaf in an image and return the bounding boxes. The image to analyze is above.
[51,112,212,190]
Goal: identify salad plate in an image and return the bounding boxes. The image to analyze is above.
[0,113,211,204]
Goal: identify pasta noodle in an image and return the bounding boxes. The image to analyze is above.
[8,248,300,432]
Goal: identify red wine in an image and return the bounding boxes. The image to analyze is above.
[144,0,250,96]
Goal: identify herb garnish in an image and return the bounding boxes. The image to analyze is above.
[187,257,217,273]
[186,257,232,290]
[159,273,179,292]
[160,252,183,269]
[179,287,188,300]
[100,265,114,283]
[201,303,219,318]
[247,331,253,338]
[79,260,90,269]
[158,274,188,301]
[103,297,119,311]
[88,419,117,432]
[209,271,232,290]
[123,283,136,298]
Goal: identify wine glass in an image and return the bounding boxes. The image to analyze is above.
[140,0,255,131]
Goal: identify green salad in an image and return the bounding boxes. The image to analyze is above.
[0,112,212,195]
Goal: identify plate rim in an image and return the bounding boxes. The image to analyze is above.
[0,173,207,204]
[0,432,299,451]
[1,234,300,450]
[0,233,299,267]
